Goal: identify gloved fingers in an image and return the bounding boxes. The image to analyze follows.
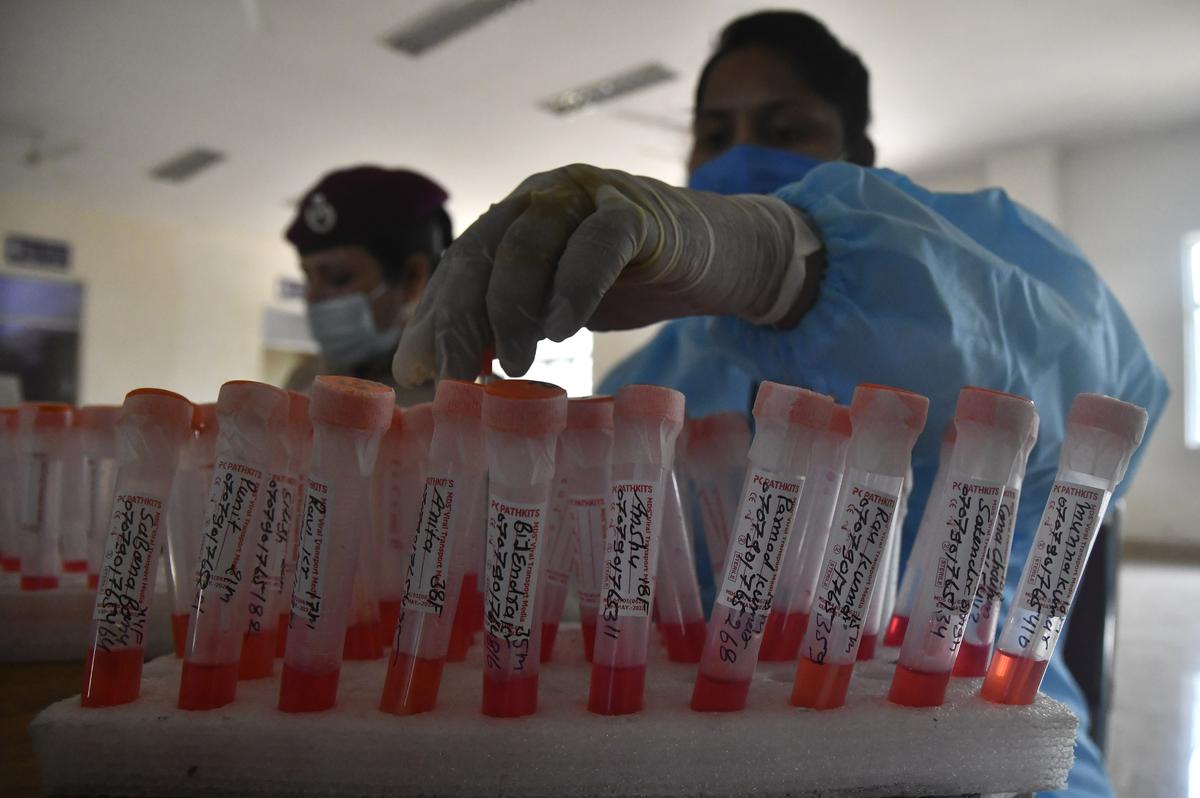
[488,180,593,375]
[543,185,650,342]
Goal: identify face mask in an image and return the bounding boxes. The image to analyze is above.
[687,143,824,196]
[306,283,402,368]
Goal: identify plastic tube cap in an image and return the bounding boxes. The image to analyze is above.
[851,384,929,432]
[754,381,834,430]
[955,386,1036,436]
[689,411,750,442]
[404,401,435,439]
[0,407,17,430]
[309,376,395,430]
[942,420,957,444]
[286,391,311,436]
[567,396,614,430]
[123,388,194,430]
[434,379,484,420]
[1068,393,1148,446]
[196,402,218,431]
[615,384,685,424]
[20,402,73,429]
[828,404,852,437]
[482,380,567,435]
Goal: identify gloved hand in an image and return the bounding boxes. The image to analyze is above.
[392,163,822,386]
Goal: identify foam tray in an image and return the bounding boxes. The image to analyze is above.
[0,578,173,662]
[32,627,1075,797]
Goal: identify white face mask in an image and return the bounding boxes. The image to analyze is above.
[306,284,402,368]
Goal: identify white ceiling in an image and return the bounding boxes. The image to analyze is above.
[2,0,1199,239]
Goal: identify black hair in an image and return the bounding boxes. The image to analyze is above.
[370,207,453,285]
[695,10,875,166]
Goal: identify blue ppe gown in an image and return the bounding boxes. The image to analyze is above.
[599,162,1169,797]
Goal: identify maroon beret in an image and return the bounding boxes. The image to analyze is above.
[285,165,449,256]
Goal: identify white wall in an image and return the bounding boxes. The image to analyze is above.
[0,192,298,405]
[912,121,1200,544]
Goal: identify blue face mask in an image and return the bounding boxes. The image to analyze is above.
[687,143,824,196]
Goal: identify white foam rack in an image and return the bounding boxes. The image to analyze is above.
[31,626,1074,797]
[0,578,173,663]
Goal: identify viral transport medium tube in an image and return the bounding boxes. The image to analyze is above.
[954,416,1039,677]
[481,380,567,717]
[888,387,1036,707]
[83,389,192,707]
[17,403,73,590]
[381,380,486,715]
[692,383,833,711]
[79,406,123,590]
[377,402,432,642]
[655,466,707,663]
[982,394,1147,705]
[791,385,928,710]
[687,412,751,576]
[588,385,684,716]
[537,442,573,663]
[59,416,92,576]
[0,408,20,574]
[277,376,394,712]
[164,405,210,658]
[759,404,851,662]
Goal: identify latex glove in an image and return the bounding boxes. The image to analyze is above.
[392,163,821,386]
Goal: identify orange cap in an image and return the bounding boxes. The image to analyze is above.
[310,376,395,430]
[753,381,833,430]
[20,402,73,430]
[615,384,685,424]
[404,402,435,439]
[482,380,567,435]
[689,411,750,442]
[851,384,929,432]
[196,402,218,430]
[0,407,17,430]
[434,380,483,420]
[1068,393,1148,445]
[286,391,311,435]
[828,404,852,437]
[942,420,957,444]
[124,388,193,429]
[567,396,614,430]
[955,386,1036,436]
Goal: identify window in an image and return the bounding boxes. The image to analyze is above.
[492,329,594,398]
[1184,233,1200,448]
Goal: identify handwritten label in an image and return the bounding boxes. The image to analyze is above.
[1000,480,1107,660]
[194,461,261,617]
[246,473,294,632]
[600,480,658,635]
[93,493,164,649]
[920,477,1004,646]
[290,478,332,631]
[570,495,606,605]
[965,486,1019,646]
[403,475,456,616]
[805,477,898,666]
[484,497,544,671]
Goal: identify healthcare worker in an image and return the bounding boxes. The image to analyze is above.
[392,11,1167,796]
[284,164,451,404]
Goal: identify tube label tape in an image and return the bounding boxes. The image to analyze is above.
[404,475,457,617]
[93,492,165,649]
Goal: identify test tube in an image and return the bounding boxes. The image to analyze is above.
[654,467,707,662]
[179,381,288,710]
[276,393,310,656]
[692,383,833,711]
[377,403,432,640]
[279,376,394,712]
[17,402,73,590]
[982,394,1147,705]
[60,417,92,576]
[759,404,852,661]
[79,406,122,589]
[164,405,210,657]
[687,412,751,576]
[888,387,1035,708]
[381,380,487,714]
[481,380,568,717]
[885,423,956,647]
[954,417,1039,677]
[0,408,22,573]
[588,385,685,716]
[82,389,192,707]
[857,531,897,661]
[876,470,910,645]
[239,394,308,679]
[791,385,928,710]
[538,447,572,662]
[560,397,614,662]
